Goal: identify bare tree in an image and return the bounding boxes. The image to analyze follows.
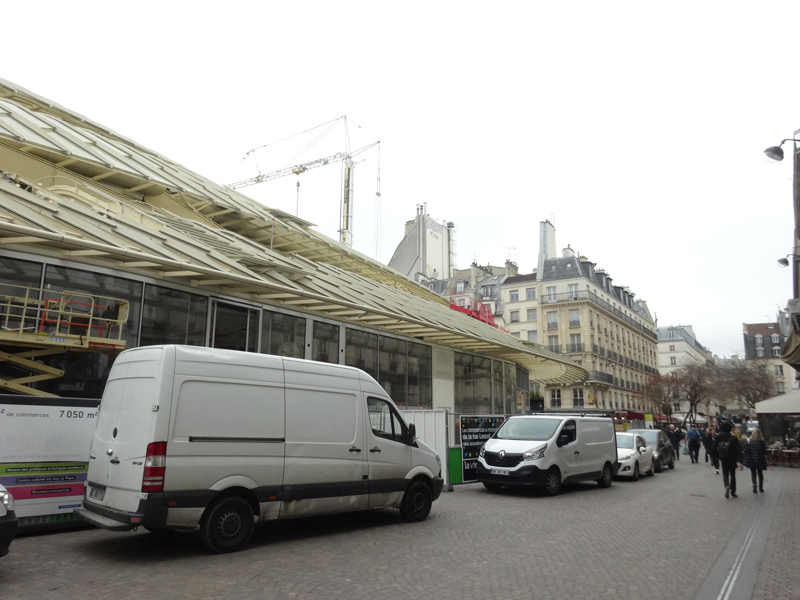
[639,373,682,416]
[716,360,778,412]
[673,363,716,427]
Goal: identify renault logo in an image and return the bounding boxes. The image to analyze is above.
[499,450,506,459]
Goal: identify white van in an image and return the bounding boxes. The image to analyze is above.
[476,414,618,496]
[75,345,443,552]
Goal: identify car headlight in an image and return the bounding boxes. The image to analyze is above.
[0,490,14,511]
[619,454,633,461]
[479,445,485,458]
[523,445,547,461]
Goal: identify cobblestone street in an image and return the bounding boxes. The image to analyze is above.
[2,461,798,600]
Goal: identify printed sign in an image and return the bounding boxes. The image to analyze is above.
[0,397,100,520]
[460,415,505,483]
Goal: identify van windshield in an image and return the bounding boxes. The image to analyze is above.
[495,418,561,441]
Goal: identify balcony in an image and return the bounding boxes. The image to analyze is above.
[547,323,558,330]
[569,320,581,328]
[547,344,561,354]
[565,343,585,353]
[588,370,613,384]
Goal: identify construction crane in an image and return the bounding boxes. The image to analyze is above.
[226,141,380,248]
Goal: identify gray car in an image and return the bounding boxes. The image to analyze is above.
[627,429,675,472]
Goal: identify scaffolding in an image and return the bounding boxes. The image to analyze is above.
[0,283,129,396]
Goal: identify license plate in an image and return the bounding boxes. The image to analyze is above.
[490,468,510,476]
[89,487,105,501]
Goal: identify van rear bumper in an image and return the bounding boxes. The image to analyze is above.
[476,462,546,488]
[76,494,169,531]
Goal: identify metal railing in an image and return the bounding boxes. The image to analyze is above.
[569,320,581,328]
[565,343,585,353]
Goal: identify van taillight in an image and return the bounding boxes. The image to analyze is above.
[142,441,167,493]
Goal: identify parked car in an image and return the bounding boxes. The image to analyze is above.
[628,428,674,472]
[477,413,619,496]
[615,433,653,480]
[0,484,17,558]
[76,345,443,553]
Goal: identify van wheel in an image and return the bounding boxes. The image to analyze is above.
[400,481,432,522]
[200,496,254,553]
[596,463,613,488]
[483,482,502,492]
[543,468,561,496]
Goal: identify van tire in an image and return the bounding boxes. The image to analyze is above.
[399,480,432,522]
[543,468,561,496]
[596,463,614,488]
[200,496,254,553]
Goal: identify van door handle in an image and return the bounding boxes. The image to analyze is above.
[349,446,362,453]
[90,453,96,460]
[109,457,120,464]
[370,447,382,453]
[574,451,580,455]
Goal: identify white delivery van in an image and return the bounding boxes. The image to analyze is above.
[75,345,443,552]
[476,414,618,496]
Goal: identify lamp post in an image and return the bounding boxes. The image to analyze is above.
[764,131,800,325]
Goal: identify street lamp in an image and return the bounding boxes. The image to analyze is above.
[763,139,800,162]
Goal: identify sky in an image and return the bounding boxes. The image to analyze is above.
[5,2,800,357]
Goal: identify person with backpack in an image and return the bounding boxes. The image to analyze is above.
[686,425,702,463]
[715,422,744,499]
[747,428,767,493]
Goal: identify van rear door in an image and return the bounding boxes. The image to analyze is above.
[87,347,163,513]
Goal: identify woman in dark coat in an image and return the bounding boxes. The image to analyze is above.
[747,428,767,493]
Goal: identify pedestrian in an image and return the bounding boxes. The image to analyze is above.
[747,428,767,493]
[704,427,719,473]
[667,424,681,461]
[686,424,702,463]
[715,422,744,499]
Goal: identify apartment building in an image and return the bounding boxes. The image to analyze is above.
[502,221,659,412]
[743,318,798,395]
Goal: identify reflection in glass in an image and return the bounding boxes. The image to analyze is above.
[379,336,406,406]
[473,356,491,414]
[454,353,473,415]
[346,329,378,378]
[407,342,432,409]
[312,321,339,364]
[140,284,207,347]
[505,362,515,415]
[0,257,42,288]
[213,303,258,352]
[492,360,503,413]
[262,310,306,358]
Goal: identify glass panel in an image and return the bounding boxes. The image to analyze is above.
[492,360,503,413]
[454,352,473,415]
[379,336,406,406]
[28,352,116,398]
[262,310,306,358]
[407,342,432,409]
[346,328,378,378]
[44,265,142,349]
[312,321,340,364]
[140,284,207,347]
[504,362,515,414]
[473,356,491,414]
[0,257,42,287]
[247,310,259,353]
[212,302,250,351]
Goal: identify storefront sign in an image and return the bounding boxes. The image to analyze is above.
[460,414,505,482]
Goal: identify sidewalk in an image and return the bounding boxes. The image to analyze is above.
[752,467,800,600]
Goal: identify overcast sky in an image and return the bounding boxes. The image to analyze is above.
[5,2,800,357]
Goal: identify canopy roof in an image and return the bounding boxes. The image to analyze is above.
[755,390,800,415]
[0,78,587,384]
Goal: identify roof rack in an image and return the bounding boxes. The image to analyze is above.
[524,410,615,418]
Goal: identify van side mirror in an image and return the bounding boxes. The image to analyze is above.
[557,433,569,447]
[407,423,416,445]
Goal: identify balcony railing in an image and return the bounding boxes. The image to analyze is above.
[588,370,614,383]
[547,344,561,354]
[547,323,558,330]
[565,343,585,353]
[569,320,581,328]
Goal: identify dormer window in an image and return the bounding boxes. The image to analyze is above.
[755,334,763,347]
[566,262,572,268]
[771,333,780,344]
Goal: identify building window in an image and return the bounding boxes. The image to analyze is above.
[777,382,786,394]
[548,335,559,353]
[771,333,780,344]
[547,311,558,329]
[526,288,536,300]
[510,310,520,323]
[527,308,537,321]
[573,388,584,407]
[456,281,465,293]
[528,331,538,343]
[511,332,520,338]
[670,357,676,365]
[509,290,519,302]
[775,365,784,377]
[669,345,675,352]
[668,329,675,338]
[566,262,572,268]
[568,283,578,299]
[569,333,581,352]
[757,348,764,357]
[569,309,580,328]
[759,365,767,374]
[546,286,557,302]
[550,389,562,408]
[755,334,763,347]
[345,329,378,378]
[773,347,781,357]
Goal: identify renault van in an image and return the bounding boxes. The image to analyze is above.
[76,345,443,553]
[476,414,618,496]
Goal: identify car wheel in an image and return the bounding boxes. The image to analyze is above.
[200,496,254,554]
[646,462,654,477]
[632,462,639,481]
[596,462,614,488]
[483,482,502,492]
[543,467,561,496]
[399,480,433,522]
[654,458,663,473]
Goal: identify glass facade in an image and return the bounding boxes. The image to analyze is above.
[212,302,259,352]
[140,284,207,347]
[0,257,42,288]
[406,342,432,409]
[345,329,378,379]
[312,321,339,364]
[379,336,406,406]
[261,310,305,358]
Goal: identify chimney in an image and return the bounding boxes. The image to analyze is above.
[505,259,518,277]
[537,220,556,276]
[562,244,576,258]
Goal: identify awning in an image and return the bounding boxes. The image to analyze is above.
[755,389,800,415]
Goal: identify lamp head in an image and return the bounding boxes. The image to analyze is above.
[764,145,785,162]
[778,257,790,267]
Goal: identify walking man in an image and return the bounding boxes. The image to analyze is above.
[715,422,744,499]
[686,425,702,463]
[667,424,680,461]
